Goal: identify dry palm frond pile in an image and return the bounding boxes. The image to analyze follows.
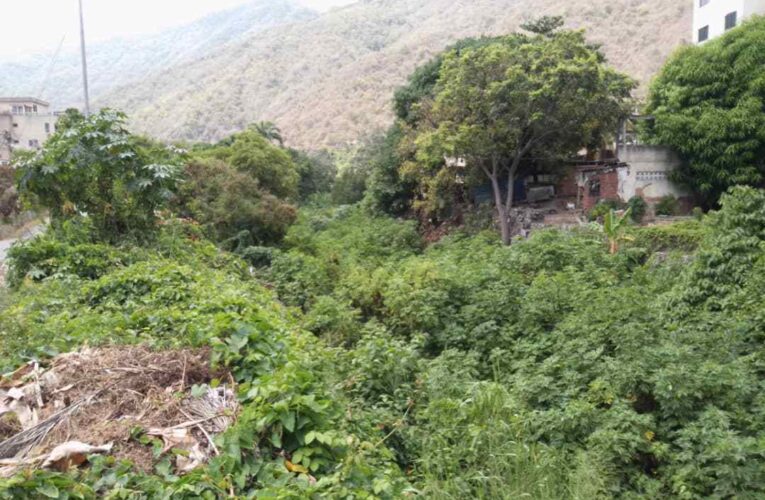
[0,346,238,478]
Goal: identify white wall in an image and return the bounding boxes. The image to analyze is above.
[0,112,58,164]
[744,0,765,16]
[618,145,689,201]
[693,0,765,43]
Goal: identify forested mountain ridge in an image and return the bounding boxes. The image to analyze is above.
[0,0,316,109]
[0,0,691,149]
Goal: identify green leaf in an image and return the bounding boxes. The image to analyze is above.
[282,412,296,433]
[36,484,60,498]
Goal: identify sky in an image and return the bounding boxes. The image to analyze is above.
[0,0,355,59]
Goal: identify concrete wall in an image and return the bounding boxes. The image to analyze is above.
[744,0,765,16]
[12,114,56,150]
[0,115,12,164]
[618,145,689,202]
[694,0,764,43]
[0,112,58,164]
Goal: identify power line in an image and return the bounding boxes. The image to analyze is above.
[37,36,66,100]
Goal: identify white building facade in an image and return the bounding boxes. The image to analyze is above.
[693,0,765,43]
[0,98,59,166]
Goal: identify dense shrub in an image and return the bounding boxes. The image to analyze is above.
[7,180,765,497]
[0,226,409,498]
[627,196,647,223]
[174,159,297,246]
[627,219,706,253]
[257,188,765,497]
[589,199,623,221]
[655,195,679,216]
[16,110,180,241]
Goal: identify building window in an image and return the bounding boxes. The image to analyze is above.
[698,25,709,42]
[45,123,50,134]
[699,0,710,6]
[28,139,39,148]
[725,11,737,30]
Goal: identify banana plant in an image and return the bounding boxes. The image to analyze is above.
[603,208,633,254]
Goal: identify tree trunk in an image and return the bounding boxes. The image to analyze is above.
[488,159,511,245]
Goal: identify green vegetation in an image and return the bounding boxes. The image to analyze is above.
[0,0,690,149]
[363,20,633,243]
[17,110,180,241]
[655,195,679,217]
[254,187,765,498]
[4,12,765,500]
[645,16,765,207]
[0,223,409,498]
[4,109,765,498]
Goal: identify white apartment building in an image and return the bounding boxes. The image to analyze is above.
[693,0,765,43]
[0,97,59,166]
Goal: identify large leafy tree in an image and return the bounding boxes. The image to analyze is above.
[175,158,297,246]
[415,24,633,244]
[201,129,299,199]
[17,109,180,240]
[645,16,765,208]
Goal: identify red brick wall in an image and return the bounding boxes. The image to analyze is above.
[556,167,579,198]
[582,170,619,212]
[601,170,619,200]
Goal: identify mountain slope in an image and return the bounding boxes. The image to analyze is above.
[1,0,692,149]
[101,0,691,149]
[0,0,316,108]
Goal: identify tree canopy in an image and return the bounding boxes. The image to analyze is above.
[17,110,180,240]
[645,16,765,207]
[201,129,300,200]
[411,28,633,243]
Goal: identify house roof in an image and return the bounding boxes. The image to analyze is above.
[572,160,627,173]
[0,97,50,106]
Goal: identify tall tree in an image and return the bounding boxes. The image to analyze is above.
[414,27,633,244]
[645,16,765,208]
[17,110,180,240]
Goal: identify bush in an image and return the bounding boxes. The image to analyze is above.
[655,195,679,216]
[16,110,180,241]
[627,196,647,223]
[628,220,707,253]
[589,199,622,221]
[0,226,410,498]
[174,159,297,246]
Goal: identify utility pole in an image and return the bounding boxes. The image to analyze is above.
[78,0,91,116]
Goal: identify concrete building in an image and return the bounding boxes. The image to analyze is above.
[0,98,59,166]
[693,0,765,43]
[569,146,693,213]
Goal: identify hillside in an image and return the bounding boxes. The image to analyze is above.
[0,0,316,109]
[1,0,691,149]
[102,0,691,149]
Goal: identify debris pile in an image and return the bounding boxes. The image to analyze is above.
[0,346,238,478]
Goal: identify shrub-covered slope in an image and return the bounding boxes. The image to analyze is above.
[3,187,765,497]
